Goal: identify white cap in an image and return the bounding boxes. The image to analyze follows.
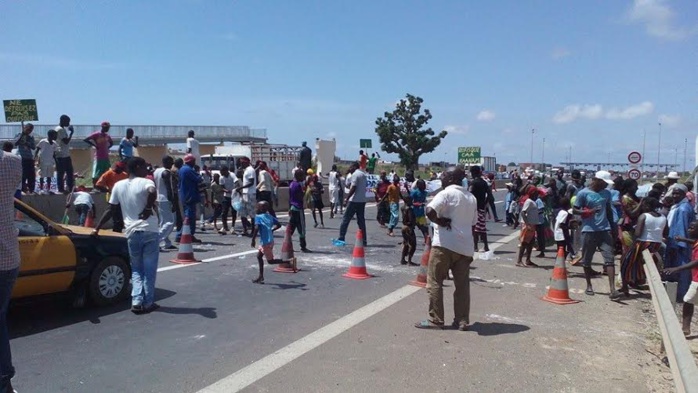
[594,170,614,185]
[666,171,680,180]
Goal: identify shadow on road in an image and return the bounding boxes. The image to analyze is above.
[9,288,177,339]
[156,306,217,318]
[468,322,530,336]
[268,281,308,291]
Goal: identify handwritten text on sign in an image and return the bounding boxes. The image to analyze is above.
[3,99,39,123]
[457,146,481,164]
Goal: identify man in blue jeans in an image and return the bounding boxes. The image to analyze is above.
[336,161,368,246]
[0,146,22,393]
[176,154,205,243]
[94,157,160,314]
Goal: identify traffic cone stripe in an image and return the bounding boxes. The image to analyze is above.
[275,225,299,273]
[541,246,579,305]
[343,229,372,280]
[170,216,201,264]
[410,236,431,287]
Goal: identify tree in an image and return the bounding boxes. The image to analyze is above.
[375,94,447,171]
[508,162,517,167]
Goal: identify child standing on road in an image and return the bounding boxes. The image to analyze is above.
[250,201,282,284]
[553,197,576,259]
[410,179,430,244]
[382,175,402,237]
[309,174,325,228]
[400,195,419,266]
[209,173,224,230]
[663,221,698,336]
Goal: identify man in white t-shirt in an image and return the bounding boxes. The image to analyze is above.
[219,165,239,234]
[153,155,177,250]
[186,130,201,163]
[415,167,477,331]
[236,157,257,235]
[94,157,159,314]
[34,129,58,194]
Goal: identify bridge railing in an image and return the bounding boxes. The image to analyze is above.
[0,124,266,141]
[642,250,698,392]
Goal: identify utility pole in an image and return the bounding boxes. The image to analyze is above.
[684,138,688,175]
[530,128,535,168]
[642,129,646,178]
[657,122,662,177]
[541,137,545,168]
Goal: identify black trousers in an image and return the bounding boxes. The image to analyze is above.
[55,157,74,193]
[21,159,35,193]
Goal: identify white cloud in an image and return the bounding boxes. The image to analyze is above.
[627,0,698,40]
[550,47,571,60]
[476,110,496,122]
[552,104,603,124]
[444,125,470,135]
[658,114,681,127]
[605,101,654,119]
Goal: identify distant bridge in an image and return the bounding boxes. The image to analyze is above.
[0,124,267,145]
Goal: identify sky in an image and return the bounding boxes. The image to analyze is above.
[1,0,697,170]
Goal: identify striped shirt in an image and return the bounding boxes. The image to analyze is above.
[0,151,22,270]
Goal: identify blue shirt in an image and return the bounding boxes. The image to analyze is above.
[668,199,695,249]
[255,213,279,246]
[410,189,427,217]
[120,137,135,158]
[535,198,545,225]
[178,165,202,205]
[610,189,621,224]
[574,188,612,232]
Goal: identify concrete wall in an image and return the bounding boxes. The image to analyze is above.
[21,186,331,229]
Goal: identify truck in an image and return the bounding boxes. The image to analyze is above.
[200,144,302,185]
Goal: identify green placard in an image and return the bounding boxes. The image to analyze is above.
[3,99,38,123]
[359,139,372,149]
[457,146,481,164]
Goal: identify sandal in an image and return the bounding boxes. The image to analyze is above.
[585,288,594,296]
[525,261,539,267]
[252,277,265,284]
[414,320,444,330]
[516,262,528,268]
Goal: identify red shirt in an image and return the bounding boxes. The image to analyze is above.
[359,154,368,170]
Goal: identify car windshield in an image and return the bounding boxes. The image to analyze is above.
[15,207,46,237]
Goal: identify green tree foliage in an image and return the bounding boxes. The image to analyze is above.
[374,94,447,170]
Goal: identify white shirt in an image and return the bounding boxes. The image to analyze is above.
[109,177,159,237]
[520,198,539,225]
[328,171,338,190]
[242,166,257,196]
[186,137,200,163]
[54,126,71,158]
[72,191,94,208]
[220,173,238,197]
[36,139,57,164]
[554,210,569,241]
[257,170,273,192]
[427,184,477,257]
[638,213,667,243]
[153,167,171,203]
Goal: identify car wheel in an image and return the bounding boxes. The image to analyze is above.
[89,257,130,306]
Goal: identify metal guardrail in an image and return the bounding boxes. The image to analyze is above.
[642,249,698,393]
[0,124,267,143]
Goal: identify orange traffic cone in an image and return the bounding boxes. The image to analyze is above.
[274,225,298,273]
[84,214,95,228]
[343,229,372,280]
[171,217,201,264]
[542,246,579,305]
[410,236,431,287]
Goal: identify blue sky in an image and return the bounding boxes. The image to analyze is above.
[1,0,696,170]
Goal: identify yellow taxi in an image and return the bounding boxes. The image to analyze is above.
[13,199,131,307]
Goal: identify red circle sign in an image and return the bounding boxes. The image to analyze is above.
[628,169,642,180]
[628,151,642,164]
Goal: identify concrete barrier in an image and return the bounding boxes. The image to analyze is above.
[21,186,332,229]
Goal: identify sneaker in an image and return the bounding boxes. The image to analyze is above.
[131,304,144,314]
[143,303,160,313]
[191,237,203,244]
[164,244,178,250]
[332,239,346,246]
[218,229,228,235]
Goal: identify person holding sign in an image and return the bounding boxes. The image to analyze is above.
[83,121,114,187]
[14,123,36,194]
[54,115,76,194]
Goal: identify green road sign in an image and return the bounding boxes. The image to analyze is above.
[3,99,38,123]
[360,139,372,149]
[457,146,481,165]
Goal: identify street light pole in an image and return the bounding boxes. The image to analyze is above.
[541,137,545,168]
[642,129,646,178]
[530,128,535,168]
[684,138,688,175]
[658,122,662,176]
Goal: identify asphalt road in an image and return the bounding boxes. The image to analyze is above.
[8,190,667,392]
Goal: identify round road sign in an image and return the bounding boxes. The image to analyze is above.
[628,151,642,164]
[628,169,642,180]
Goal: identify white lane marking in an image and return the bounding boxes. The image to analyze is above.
[157,203,379,273]
[196,228,522,392]
[474,230,520,260]
[157,250,259,272]
[197,285,421,393]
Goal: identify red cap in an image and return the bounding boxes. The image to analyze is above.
[184,154,196,163]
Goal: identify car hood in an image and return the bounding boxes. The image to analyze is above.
[60,225,126,238]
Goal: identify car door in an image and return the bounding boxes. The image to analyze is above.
[12,205,77,299]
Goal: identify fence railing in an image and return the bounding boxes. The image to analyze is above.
[0,124,267,142]
[642,250,698,393]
